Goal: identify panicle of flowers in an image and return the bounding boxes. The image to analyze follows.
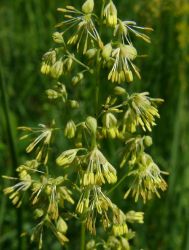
[124,153,168,203]
[122,92,163,132]
[114,19,153,44]
[31,176,74,220]
[120,135,152,167]
[76,186,114,234]
[3,0,168,248]
[57,0,103,54]
[31,213,69,249]
[3,161,35,207]
[18,123,55,164]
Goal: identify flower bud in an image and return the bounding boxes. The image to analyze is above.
[144,136,153,147]
[64,120,76,139]
[86,240,96,250]
[85,116,97,134]
[82,0,94,14]
[85,48,97,59]
[102,43,112,60]
[72,72,84,85]
[104,1,117,27]
[51,60,63,78]
[34,209,44,219]
[52,32,64,43]
[114,86,126,96]
[64,57,73,71]
[46,89,59,99]
[56,217,68,233]
[69,100,80,109]
[56,149,78,166]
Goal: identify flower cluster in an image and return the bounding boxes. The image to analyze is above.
[124,153,168,203]
[3,160,73,248]
[18,123,55,164]
[3,0,168,249]
[122,92,163,132]
[57,1,103,54]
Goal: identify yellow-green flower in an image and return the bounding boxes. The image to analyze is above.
[114,19,153,44]
[123,92,163,132]
[108,44,139,83]
[57,5,102,53]
[124,153,168,203]
[18,123,54,164]
[82,147,117,186]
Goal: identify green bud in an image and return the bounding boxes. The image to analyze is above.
[69,100,80,109]
[64,120,76,139]
[85,116,97,134]
[82,0,94,14]
[85,48,97,59]
[51,60,63,78]
[52,32,64,43]
[46,89,59,99]
[72,72,84,85]
[56,217,68,233]
[72,76,79,85]
[56,149,78,166]
[144,136,153,147]
[86,240,96,250]
[34,209,44,219]
[114,86,126,96]
[102,43,112,60]
[64,57,73,71]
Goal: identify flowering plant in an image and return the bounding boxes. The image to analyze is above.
[4,0,167,249]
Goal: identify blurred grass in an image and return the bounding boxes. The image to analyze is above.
[0,0,189,249]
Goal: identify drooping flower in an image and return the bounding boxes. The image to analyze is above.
[124,153,168,203]
[114,19,153,44]
[57,4,103,53]
[108,44,139,83]
[82,147,117,186]
[102,112,119,138]
[103,0,118,27]
[18,123,54,164]
[76,186,114,234]
[123,92,163,132]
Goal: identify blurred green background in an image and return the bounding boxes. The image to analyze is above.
[0,0,189,249]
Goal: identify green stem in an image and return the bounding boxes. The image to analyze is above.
[80,222,86,250]
[95,0,105,118]
[107,171,128,195]
[0,66,23,250]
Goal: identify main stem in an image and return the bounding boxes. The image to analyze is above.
[80,222,86,250]
[95,0,105,118]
